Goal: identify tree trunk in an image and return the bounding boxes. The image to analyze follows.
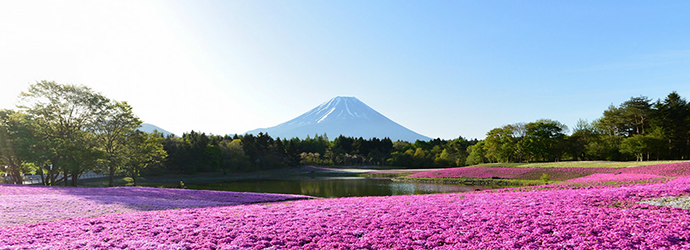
[133,166,138,186]
[44,167,50,185]
[49,167,56,186]
[63,168,69,187]
[53,175,66,186]
[71,170,79,186]
[7,158,22,185]
[108,165,115,187]
[38,168,45,185]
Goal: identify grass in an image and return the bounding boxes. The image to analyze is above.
[358,173,408,178]
[394,176,547,187]
[475,160,690,168]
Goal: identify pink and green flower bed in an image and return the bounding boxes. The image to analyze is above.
[0,185,311,227]
[565,173,666,183]
[408,162,690,181]
[2,179,690,249]
[3,162,690,249]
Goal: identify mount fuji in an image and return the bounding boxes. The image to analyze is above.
[139,123,175,137]
[245,96,431,142]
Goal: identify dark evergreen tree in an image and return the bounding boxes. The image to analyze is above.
[654,92,690,159]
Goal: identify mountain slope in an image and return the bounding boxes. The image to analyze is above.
[139,123,175,137]
[245,96,431,142]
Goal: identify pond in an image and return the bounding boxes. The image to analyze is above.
[183,177,497,198]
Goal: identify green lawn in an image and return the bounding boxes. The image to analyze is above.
[474,160,690,168]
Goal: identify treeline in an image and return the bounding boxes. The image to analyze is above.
[3,81,689,186]
[0,81,166,187]
[0,81,479,186]
[468,92,690,163]
[160,132,478,174]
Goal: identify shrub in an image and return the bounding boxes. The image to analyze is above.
[541,173,550,184]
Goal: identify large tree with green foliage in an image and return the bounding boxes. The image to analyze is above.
[654,92,690,159]
[7,81,156,186]
[465,141,487,165]
[93,100,142,186]
[523,120,567,162]
[126,130,167,186]
[483,126,516,163]
[17,81,108,186]
[0,110,29,184]
[620,134,664,161]
[218,138,250,173]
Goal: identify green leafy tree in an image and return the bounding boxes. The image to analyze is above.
[182,131,210,174]
[619,135,647,161]
[466,141,487,165]
[484,126,515,163]
[434,148,453,167]
[524,119,567,162]
[203,144,222,172]
[0,111,53,185]
[620,96,653,136]
[620,134,666,161]
[599,105,630,138]
[17,81,108,186]
[0,110,26,184]
[93,101,142,187]
[654,92,690,159]
[219,139,250,172]
[126,130,167,186]
[284,138,302,166]
[568,119,597,160]
[161,136,189,173]
[587,118,623,160]
[413,147,426,159]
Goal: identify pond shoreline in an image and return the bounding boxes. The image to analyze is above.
[392,176,544,187]
[78,166,445,188]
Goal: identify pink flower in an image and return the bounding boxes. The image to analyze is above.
[2,177,690,249]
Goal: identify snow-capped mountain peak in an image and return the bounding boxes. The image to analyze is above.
[284,96,382,126]
[245,96,430,142]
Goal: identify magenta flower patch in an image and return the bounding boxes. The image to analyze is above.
[0,185,311,227]
[3,178,690,249]
[4,163,690,249]
[409,162,690,181]
[566,173,666,183]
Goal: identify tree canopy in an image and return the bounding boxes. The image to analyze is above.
[1,81,166,186]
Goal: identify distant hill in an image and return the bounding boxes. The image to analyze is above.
[139,123,175,137]
[245,96,431,142]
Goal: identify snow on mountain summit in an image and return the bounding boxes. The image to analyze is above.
[283,96,385,126]
[245,96,431,142]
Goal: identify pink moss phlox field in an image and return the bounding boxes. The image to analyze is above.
[566,173,665,183]
[0,185,311,227]
[4,179,690,249]
[408,166,538,179]
[408,162,690,181]
[0,185,311,203]
[621,162,690,177]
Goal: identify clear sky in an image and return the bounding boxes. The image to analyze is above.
[1,0,689,140]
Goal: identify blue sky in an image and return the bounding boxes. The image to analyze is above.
[1,0,689,140]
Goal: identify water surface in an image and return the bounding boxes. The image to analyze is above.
[185,177,494,198]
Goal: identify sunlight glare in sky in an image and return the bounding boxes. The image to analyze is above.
[1,1,689,139]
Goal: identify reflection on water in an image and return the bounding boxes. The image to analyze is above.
[186,177,495,198]
[388,182,491,196]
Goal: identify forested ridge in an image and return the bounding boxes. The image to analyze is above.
[2,81,690,186]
